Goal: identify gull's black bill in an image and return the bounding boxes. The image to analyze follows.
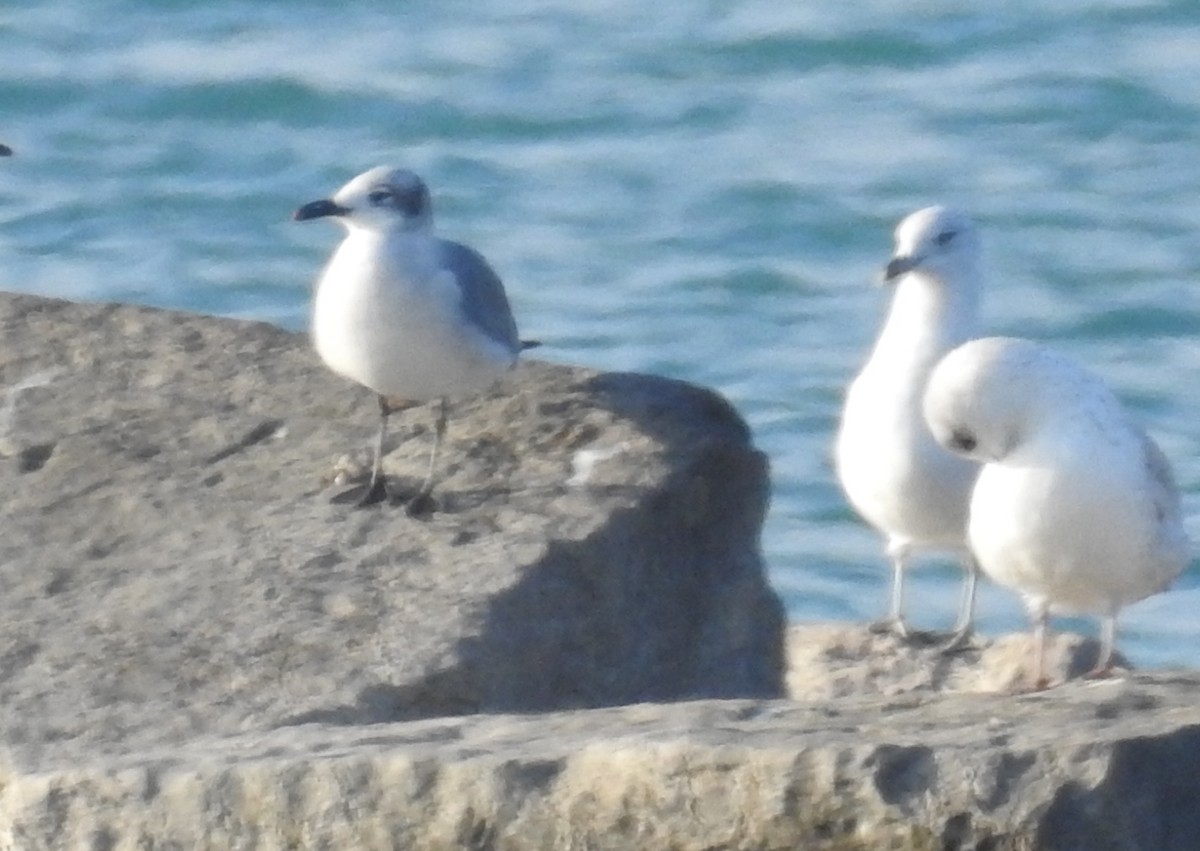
[293,199,350,221]
[883,255,918,281]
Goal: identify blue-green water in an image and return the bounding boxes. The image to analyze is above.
[3,2,1200,667]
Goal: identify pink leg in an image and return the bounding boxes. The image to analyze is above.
[1030,603,1051,691]
[1084,606,1119,679]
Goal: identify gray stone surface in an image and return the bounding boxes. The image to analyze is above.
[787,622,1131,699]
[2,673,1200,850]
[0,292,784,771]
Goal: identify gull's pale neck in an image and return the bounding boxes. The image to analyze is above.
[871,266,981,371]
[342,215,434,238]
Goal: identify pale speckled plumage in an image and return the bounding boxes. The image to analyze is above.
[923,336,1190,687]
[834,205,984,643]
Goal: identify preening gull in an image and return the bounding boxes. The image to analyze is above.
[835,205,984,649]
[295,166,528,515]
[923,336,1190,689]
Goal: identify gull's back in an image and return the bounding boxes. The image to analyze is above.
[1138,430,1191,593]
[439,239,521,356]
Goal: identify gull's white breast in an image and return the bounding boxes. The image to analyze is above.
[837,363,976,548]
[969,427,1188,614]
[835,275,979,549]
[312,231,515,400]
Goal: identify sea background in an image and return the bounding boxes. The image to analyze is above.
[2,1,1199,668]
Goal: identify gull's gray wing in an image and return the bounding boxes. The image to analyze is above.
[439,239,520,355]
[1141,431,1182,525]
[1138,429,1191,593]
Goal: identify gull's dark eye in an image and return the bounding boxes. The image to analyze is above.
[949,427,977,453]
[368,188,392,205]
[934,229,957,247]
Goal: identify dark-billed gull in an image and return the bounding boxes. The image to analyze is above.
[835,205,983,649]
[295,166,528,515]
[923,336,1190,689]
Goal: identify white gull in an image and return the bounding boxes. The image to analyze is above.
[835,205,983,648]
[924,336,1190,689]
[295,166,529,515]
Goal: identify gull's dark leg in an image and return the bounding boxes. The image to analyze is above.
[358,395,392,506]
[405,398,446,518]
[332,394,392,507]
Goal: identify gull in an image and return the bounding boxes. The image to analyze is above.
[924,336,1190,689]
[295,166,529,515]
[834,205,983,649]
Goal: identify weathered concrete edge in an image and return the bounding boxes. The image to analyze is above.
[4,675,1200,850]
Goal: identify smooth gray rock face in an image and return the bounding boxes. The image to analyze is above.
[0,293,784,771]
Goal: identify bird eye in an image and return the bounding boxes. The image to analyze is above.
[368,188,392,205]
[949,427,977,453]
[934,230,957,247]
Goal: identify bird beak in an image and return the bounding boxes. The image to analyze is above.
[882,254,919,282]
[293,199,350,221]
[0,144,11,157]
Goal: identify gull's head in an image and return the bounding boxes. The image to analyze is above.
[883,205,981,285]
[923,336,1081,465]
[293,166,432,233]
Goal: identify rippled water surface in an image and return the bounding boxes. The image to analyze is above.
[4,1,1200,666]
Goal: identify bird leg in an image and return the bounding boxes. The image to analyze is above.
[941,556,980,654]
[332,394,393,507]
[1029,603,1051,691]
[405,398,446,518]
[1083,607,1119,680]
[359,395,395,506]
[868,549,912,639]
